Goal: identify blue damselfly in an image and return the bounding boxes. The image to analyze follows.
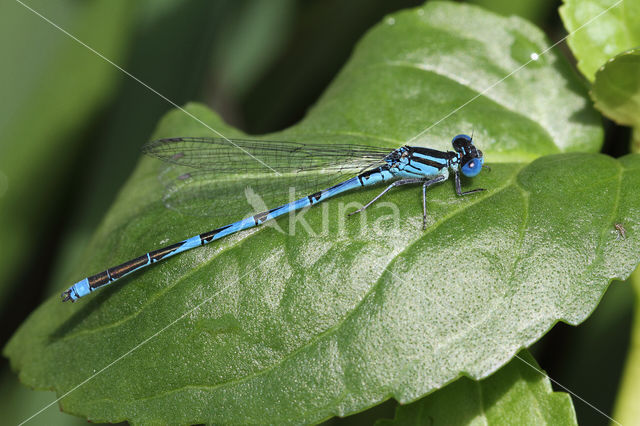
[62,134,486,301]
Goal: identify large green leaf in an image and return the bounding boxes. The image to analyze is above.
[591,49,640,128]
[559,0,640,82]
[376,350,576,425]
[6,2,632,424]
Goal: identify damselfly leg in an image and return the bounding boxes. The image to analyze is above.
[348,175,448,230]
[348,178,425,217]
[454,170,485,196]
[349,171,483,230]
[421,175,447,230]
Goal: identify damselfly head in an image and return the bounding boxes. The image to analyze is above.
[452,134,484,177]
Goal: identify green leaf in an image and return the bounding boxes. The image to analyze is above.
[591,49,640,128]
[6,2,628,424]
[0,0,135,303]
[559,0,640,82]
[375,350,577,426]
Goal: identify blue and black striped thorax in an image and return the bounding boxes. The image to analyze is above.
[382,134,484,179]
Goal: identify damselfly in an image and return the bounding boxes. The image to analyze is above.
[62,134,486,302]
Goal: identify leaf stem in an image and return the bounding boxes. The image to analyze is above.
[612,266,640,424]
[632,127,640,154]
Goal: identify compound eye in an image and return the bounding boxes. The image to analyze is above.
[461,158,483,177]
[452,134,472,153]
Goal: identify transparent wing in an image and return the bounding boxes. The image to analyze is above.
[143,137,394,173]
[147,137,395,218]
[159,167,362,218]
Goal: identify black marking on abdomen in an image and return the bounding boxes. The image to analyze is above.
[200,224,233,244]
[108,255,151,280]
[149,242,185,262]
[358,168,382,184]
[308,191,323,203]
[253,211,269,224]
[254,206,280,224]
[88,271,110,290]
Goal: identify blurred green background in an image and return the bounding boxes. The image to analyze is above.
[0,0,631,424]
